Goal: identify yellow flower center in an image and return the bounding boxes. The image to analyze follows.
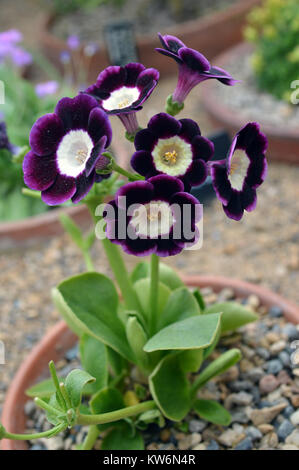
[118,98,130,109]
[76,148,88,165]
[163,150,178,165]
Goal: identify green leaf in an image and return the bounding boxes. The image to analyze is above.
[125,315,149,372]
[90,387,125,431]
[131,262,183,291]
[180,349,203,373]
[53,272,134,361]
[193,288,206,311]
[204,301,258,333]
[107,347,127,377]
[26,378,63,399]
[79,334,108,395]
[65,369,95,410]
[144,313,221,352]
[59,213,84,249]
[149,354,191,421]
[158,286,201,329]
[194,399,231,426]
[134,278,171,326]
[101,422,144,450]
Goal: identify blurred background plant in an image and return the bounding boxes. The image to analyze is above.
[47,0,126,17]
[244,0,299,102]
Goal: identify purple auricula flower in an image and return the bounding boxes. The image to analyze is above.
[131,113,214,190]
[0,29,23,44]
[104,174,201,257]
[35,81,59,98]
[0,121,14,153]
[23,94,112,206]
[156,33,238,104]
[67,35,80,51]
[84,63,159,135]
[210,122,268,221]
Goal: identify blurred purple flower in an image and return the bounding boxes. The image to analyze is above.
[84,43,98,57]
[9,47,32,66]
[35,81,59,98]
[0,29,32,67]
[67,35,80,50]
[60,50,71,64]
[0,29,23,44]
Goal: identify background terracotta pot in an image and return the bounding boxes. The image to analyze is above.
[2,274,298,450]
[40,0,261,81]
[202,43,299,165]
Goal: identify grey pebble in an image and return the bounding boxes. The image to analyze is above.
[245,426,262,441]
[30,444,46,451]
[229,380,253,392]
[230,408,250,424]
[256,347,270,360]
[282,324,298,340]
[269,306,283,318]
[65,345,79,362]
[265,359,283,375]
[244,367,264,383]
[189,419,207,433]
[234,437,253,450]
[207,439,219,450]
[277,420,294,441]
[24,400,36,418]
[278,351,290,367]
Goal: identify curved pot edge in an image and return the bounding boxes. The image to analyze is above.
[2,274,298,450]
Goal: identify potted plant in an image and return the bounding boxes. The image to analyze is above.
[202,0,299,164]
[1,33,297,451]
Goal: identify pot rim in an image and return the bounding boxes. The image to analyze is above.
[2,274,298,450]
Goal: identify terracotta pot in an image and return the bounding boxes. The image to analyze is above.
[202,43,299,165]
[40,0,261,82]
[2,275,298,450]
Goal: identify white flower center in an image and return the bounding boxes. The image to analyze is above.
[57,130,93,178]
[129,201,174,238]
[228,149,250,191]
[152,136,192,177]
[102,86,140,111]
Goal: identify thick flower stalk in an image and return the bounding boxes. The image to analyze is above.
[104,175,201,257]
[210,122,268,220]
[131,112,214,190]
[84,63,159,136]
[156,33,237,112]
[23,94,112,205]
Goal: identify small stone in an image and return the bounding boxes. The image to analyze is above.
[190,433,202,447]
[265,332,280,344]
[229,380,253,392]
[282,324,299,340]
[277,370,292,385]
[278,351,290,367]
[240,359,254,373]
[285,429,299,447]
[269,306,283,318]
[245,426,262,441]
[290,410,299,426]
[24,400,36,418]
[30,444,46,451]
[266,359,283,375]
[270,340,286,355]
[234,437,253,450]
[247,295,260,310]
[65,345,78,361]
[291,395,299,407]
[207,439,219,450]
[178,435,193,450]
[160,429,171,442]
[39,436,64,450]
[277,420,294,441]
[256,347,270,360]
[258,424,274,434]
[225,392,253,409]
[245,367,264,383]
[218,288,234,301]
[193,443,207,450]
[230,408,250,424]
[281,444,299,450]
[260,432,278,449]
[189,419,207,433]
[218,429,246,447]
[283,405,295,418]
[220,365,239,383]
[259,375,279,394]
[249,402,287,426]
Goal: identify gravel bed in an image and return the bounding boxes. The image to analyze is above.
[24,289,299,450]
[213,47,299,130]
[51,0,237,42]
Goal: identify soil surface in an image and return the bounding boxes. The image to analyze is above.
[51,0,238,42]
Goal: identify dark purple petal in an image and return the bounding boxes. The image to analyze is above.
[134,128,157,151]
[246,155,267,189]
[55,94,98,131]
[170,191,202,223]
[121,237,157,257]
[223,193,244,221]
[131,150,155,177]
[41,174,76,206]
[184,159,208,186]
[191,135,214,161]
[241,184,257,212]
[156,238,182,257]
[23,151,57,191]
[85,135,107,177]
[210,163,232,206]
[72,172,95,204]
[178,47,210,73]
[88,107,112,147]
[205,66,238,86]
[136,67,159,89]
[158,33,185,53]
[179,118,200,142]
[148,113,181,138]
[124,62,145,86]
[149,175,184,200]
[29,113,64,157]
[236,122,268,158]
[83,83,109,101]
[95,65,127,94]
[155,47,183,64]
[116,180,154,208]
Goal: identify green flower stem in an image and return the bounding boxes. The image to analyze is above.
[34,397,62,417]
[111,162,143,181]
[85,199,141,313]
[190,348,242,399]
[49,361,67,411]
[81,425,100,451]
[149,254,160,336]
[83,251,94,272]
[1,423,65,441]
[77,400,156,426]
[22,188,42,199]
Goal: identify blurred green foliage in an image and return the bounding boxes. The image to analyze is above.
[49,0,126,16]
[244,0,299,102]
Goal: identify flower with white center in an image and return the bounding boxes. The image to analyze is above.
[210,122,268,221]
[104,175,201,257]
[84,63,159,135]
[131,113,214,190]
[23,94,112,205]
[156,33,238,105]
